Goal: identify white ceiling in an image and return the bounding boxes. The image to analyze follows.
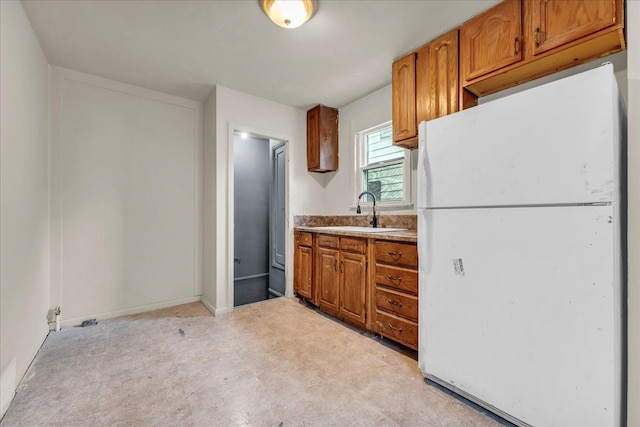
[21,0,499,110]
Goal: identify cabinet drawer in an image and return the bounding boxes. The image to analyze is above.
[340,237,366,254]
[375,264,418,295]
[375,311,418,349]
[296,232,313,247]
[375,288,418,322]
[375,241,418,269]
[318,234,339,249]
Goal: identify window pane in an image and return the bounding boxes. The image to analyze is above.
[366,127,403,165]
[363,163,404,202]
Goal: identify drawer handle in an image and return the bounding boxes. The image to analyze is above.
[387,299,403,307]
[514,37,520,55]
[387,275,403,284]
[387,251,402,260]
[388,324,404,332]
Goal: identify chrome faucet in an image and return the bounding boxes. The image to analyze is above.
[357,191,379,228]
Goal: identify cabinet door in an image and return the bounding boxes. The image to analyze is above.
[306,106,320,171]
[294,243,313,300]
[392,53,417,144]
[417,30,459,122]
[460,0,522,83]
[317,247,340,316]
[530,0,620,56]
[307,105,338,172]
[339,252,367,327]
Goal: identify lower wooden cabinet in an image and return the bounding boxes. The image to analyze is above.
[294,230,419,350]
[371,241,419,350]
[317,246,340,316]
[316,235,367,327]
[294,232,314,301]
[339,251,367,327]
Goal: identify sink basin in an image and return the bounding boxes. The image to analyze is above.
[312,226,407,233]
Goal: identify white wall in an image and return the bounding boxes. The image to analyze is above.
[326,85,418,215]
[202,85,318,314]
[49,67,202,325]
[627,2,639,426]
[202,87,218,312]
[0,0,50,417]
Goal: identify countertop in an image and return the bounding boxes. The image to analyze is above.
[295,226,417,243]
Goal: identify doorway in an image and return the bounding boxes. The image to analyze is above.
[232,132,286,306]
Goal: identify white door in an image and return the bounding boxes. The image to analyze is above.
[418,205,621,427]
[418,64,620,209]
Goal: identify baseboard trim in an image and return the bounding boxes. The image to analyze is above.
[214,306,233,316]
[1,327,48,419]
[59,296,201,326]
[199,296,216,315]
[1,359,16,419]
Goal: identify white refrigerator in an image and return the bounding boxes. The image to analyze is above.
[417,64,625,427]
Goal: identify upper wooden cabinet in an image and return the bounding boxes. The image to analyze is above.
[393,29,466,149]
[461,0,625,97]
[529,0,622,56]
[307,105,338,173]
[418,29,461,122]
[392,53,417,147]
[460,0,523,83]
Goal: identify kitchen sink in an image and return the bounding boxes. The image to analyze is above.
[311,226,407,233]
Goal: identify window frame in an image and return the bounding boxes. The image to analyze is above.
[354,121,411,209]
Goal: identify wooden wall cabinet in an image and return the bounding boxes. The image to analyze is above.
[316,234,368,327]
[418,29,463,122]
[392,53,418,148]
[460,0,523,84]
[529,0,621,57]
[307,105,338,173]
[294,231,314,302]
[392,29,467,149]
[461,0,625,97]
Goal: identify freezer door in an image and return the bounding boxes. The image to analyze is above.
[419,205,621,427]
[418,64,621,209]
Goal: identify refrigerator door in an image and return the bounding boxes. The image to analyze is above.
[418,205,621,427]
[417,64,621,209]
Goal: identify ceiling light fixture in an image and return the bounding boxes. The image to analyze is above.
[259,0,317,29]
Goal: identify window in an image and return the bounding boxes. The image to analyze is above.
[356,122,410,207]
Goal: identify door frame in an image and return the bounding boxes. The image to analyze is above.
[270,141,286,271]
[226,123,293,312]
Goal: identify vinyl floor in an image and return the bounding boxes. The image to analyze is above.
[1,298,503,426]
